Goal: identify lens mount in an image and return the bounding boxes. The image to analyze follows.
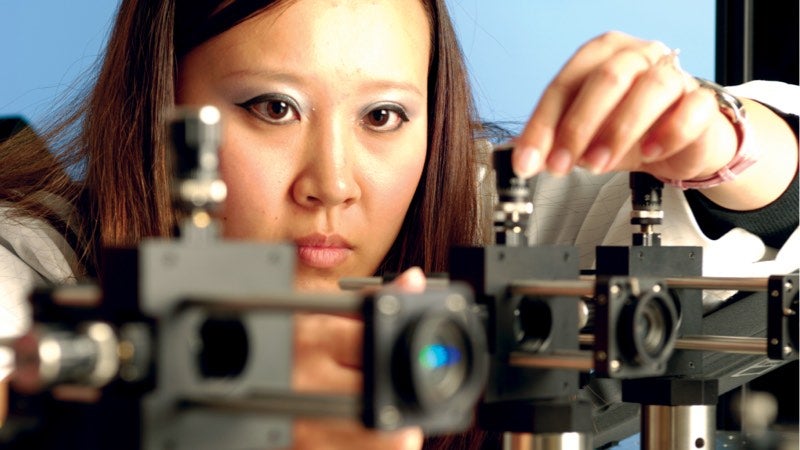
[394,313,478,410]
[618,289,677,366]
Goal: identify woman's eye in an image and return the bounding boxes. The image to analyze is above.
[363,106,409,132]
[236,94,300,124]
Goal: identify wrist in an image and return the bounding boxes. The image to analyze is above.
[693,98,798,211]
[659,79,758,190]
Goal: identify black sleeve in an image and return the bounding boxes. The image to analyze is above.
[684,105,799,249]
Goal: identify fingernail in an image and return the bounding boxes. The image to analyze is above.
[582,146,612,174]
[407,266,425,282]
[401,267,426,293]
[548,148,573,176]
[641,142,663,161]
[515,146,542,178]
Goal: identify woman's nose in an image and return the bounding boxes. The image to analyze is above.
[291,123,361,208]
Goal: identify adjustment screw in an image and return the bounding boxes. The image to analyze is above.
[377,296,400,316]
[445,294,466,312]
[379,405,401,427]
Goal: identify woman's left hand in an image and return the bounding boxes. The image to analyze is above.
[512,31,736,183]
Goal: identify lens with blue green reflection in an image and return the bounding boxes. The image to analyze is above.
[419,344,462,370]
[409,318,471,404]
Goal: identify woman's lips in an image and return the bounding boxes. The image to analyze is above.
[294,234,353,269]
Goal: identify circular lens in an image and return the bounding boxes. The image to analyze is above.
[417,331,465,399]
[418,341,462,380]
[399,314,471,407]
[618,289,677,366]
[636,301,668,357]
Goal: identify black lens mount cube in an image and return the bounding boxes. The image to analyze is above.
[449,245,580,402]
[596,245,703,377]
[593,276,678,378]
[361,283,487,434]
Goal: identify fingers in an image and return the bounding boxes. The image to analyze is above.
[551,47,660,174]
[514,32,668,177]
[640,86,736,181]
[581,53,691,172]
[293,313,363,393]
[514,31,722,179]
[390,266,427,293]
[641,83,715,161]
[294,419,423,450]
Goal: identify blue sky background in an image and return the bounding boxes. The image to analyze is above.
[448,0,715,132]
[1,1,714,133]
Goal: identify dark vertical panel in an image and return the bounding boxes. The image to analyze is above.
[716,0,752,85]
[752,1,799,84]
[717,0,798,85]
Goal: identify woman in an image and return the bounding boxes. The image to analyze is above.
[0,0,797,449]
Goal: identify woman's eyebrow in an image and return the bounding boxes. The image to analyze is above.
[219,68,304,84]
[359,80,425,98]
[220,69,424,98]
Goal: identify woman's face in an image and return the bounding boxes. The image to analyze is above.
[176,0,430,292]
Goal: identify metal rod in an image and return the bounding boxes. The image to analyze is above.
[183,292,363,314]
[339,277,384,290]
[510,280,594,297]
[182,392,360,419]
[663,276,768,291]
[580,334,768,355]
[511,276,770,298]
[674,335,767,354]
[339,276,449,291]
[509,350,594,371]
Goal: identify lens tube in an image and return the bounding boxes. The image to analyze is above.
[618,284,678,368]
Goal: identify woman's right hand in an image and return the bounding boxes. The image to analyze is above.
[511,31,798,211]
[291,267,427,449]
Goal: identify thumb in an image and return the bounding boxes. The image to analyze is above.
[390,267,427,293]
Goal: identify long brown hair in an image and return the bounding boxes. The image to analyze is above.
[0,0,490,447]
